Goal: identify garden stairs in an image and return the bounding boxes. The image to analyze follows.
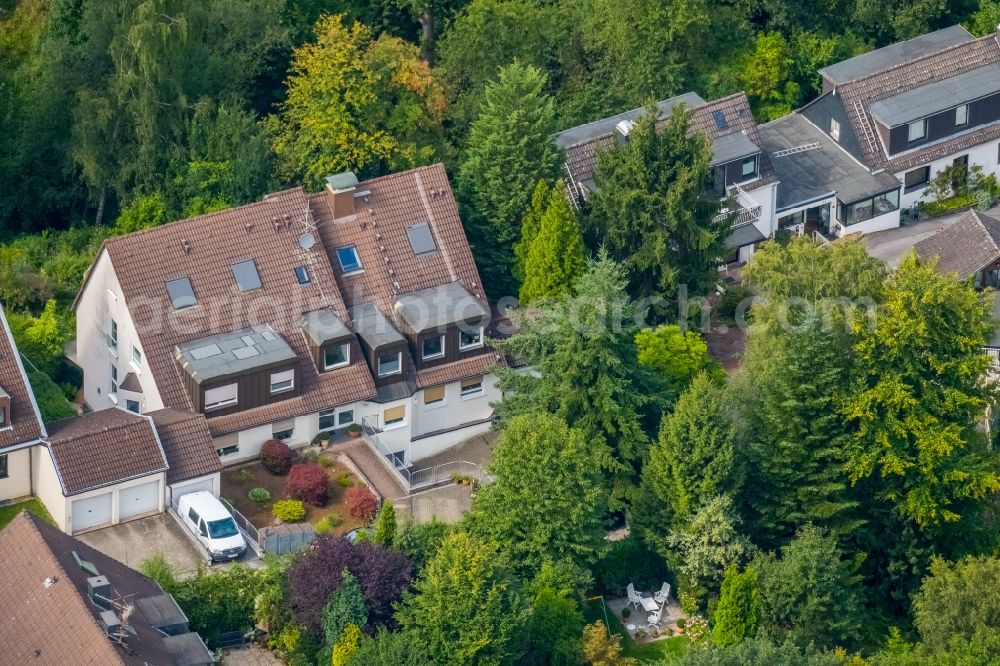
[329,440,409,504]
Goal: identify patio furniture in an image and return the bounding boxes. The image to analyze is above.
[626,583,661,612]
[653,582,671,605]
[648,603,664,626]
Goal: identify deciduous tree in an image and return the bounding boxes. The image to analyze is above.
[634,324,722,400]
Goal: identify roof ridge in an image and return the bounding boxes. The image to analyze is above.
[841,30,992,88]
[47,411,148,442]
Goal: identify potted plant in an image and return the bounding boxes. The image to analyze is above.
[675,618,686,635]
[347,423,362,439]
[621,607,631,620]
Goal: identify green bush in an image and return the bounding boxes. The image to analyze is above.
[231,468,254,484]
[314,514,342,534]
[337,472,354,487]
[976,189,996,212]
[317,455,334,469]
[715,284,753,325]
[248,488,271,504]
[27,370,76,423]
[273,499,306,523]
[593,534,671,595]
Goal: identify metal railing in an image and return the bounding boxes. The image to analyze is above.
[409,460,494,491]
[360,417,413,491]
[219,497,262,555]
[713,184,763,228]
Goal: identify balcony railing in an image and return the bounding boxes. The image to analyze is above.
[713,184,763,228]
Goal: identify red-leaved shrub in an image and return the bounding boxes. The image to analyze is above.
[285,463,329,506]
[345,485,378,521]
[260,439,294,475]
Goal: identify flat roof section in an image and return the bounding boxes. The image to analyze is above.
[818,25,973,85]
[350,302,405,349]
[174,325,297,383]
[553,92,706,148]
[298,308,351,347]
[710,132,760,166]
[394,282,489,333]
[869,62,1000,127]
[758,114,900,211]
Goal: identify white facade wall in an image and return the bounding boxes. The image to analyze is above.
[33,446,67,530]
[168,473,220,504]
[0,447,34,502]
[747,181,780,239]
[832,208,901,236]
[77,250,162,413]
[897,140,1000,209]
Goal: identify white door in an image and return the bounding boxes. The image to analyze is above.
[119,480,160,521]
[170,477,215,503]
[738,244,755,264]
[71,493,113,533]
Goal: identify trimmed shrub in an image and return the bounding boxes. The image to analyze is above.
[273,499,306,523]
[317,455,334,469]
[345,486,379,521]
[314,514,342,534]
[286,464,329,506]
[337,472,354,487]
[261,439,294,475]
[248,487,271,504]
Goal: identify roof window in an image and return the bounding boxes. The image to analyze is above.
[336,246,363,273]
[406,222,437,255]
[165,277,197,310]
[232,260,262,291]
[294,266,311,284]
[713,110,729,130]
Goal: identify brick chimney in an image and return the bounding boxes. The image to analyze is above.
[325,172,359,219]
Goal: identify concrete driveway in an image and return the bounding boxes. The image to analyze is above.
[76,513,206,578]
[864,204,1000,267]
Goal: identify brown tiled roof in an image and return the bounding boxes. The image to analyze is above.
[561,92,778,200]
[46,409,167,495]
[914,210,1000,277]
[100,187,377,437]
[835,33,1000,171]
[0,305,45,448]
[148,408,220,484]
[416,352,504,389]
[0,511,179,665]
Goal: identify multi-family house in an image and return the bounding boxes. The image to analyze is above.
[560,25,1000,258]
[0,510,212,664]
[557,92,780,264]
[73,164,500,480]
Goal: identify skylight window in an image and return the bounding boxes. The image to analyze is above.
[406,222,437,255]
[713,110,729,130]
[294,266,311,284]
[165,277,197,310]
[232,260,262,291]
[336,246,363,273]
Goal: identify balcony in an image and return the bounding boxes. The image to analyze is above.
[713,184,763,229]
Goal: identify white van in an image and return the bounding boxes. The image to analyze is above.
[177,491,247,562]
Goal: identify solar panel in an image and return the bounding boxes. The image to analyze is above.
[190,344,223,360]
[713,110,729,130]
[241,335,256,347]
[232,346,260,360]
[231,260,262,291]
[165,277,197,310]
[406,222,437,255]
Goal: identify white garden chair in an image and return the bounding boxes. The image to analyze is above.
[653,582,671,605]
[648,602,664,626]
[626,583,643,610]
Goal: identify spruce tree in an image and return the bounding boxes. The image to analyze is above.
[457,62,560,299]
[373,501,397,545]
[513,179,550,283]
[519,183,586,304]
[713,565,762,647]
[321,570,368,646]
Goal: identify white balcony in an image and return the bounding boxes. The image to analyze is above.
[713,184,763,228]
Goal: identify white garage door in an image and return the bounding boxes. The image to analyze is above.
[71,493,113,533]
[119,480,160,521]
[170,476,216,502]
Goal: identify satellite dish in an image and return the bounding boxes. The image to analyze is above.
[299,232,316,251]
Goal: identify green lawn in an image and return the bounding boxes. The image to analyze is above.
[0,498,54,530]
[585,598,689,662]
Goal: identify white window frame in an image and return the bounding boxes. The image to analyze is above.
[110,364,119,400]
[955,104,968,126]
[125,399,140,414]
[323,343,350,370]
[130,345,142,371]
[108,320,119,353]
[272,421,295,441]
[908,119,926,143]
[740,155,757,179]
[830,118,840,142]
[336,246,363,274]
[377,351,402,377]
[337,409,355,426]
[421,334,446,361]
[459,326,484,351]
[383,405,407,430]
[460,377,485,398]
[423,385,447,409]
[205,383,238,411]
[319,409,353,432]
[269,369,295,394]
[294,266,311,284]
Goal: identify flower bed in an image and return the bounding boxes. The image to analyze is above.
[221,453,369,535]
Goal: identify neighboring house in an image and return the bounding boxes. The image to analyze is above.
[557,92,780,264]
[74,164,500,474]
[796,25,1000,229]
[0,511,212,665]
[0,304,47,505]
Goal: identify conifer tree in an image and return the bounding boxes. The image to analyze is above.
[713,565,762,647]
[373,501,397,546]
[519,184,586,304]
[513,179,551,283]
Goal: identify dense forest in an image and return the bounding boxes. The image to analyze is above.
[5,0,1000,664]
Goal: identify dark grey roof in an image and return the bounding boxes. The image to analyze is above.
[393,282,490,333]
[325,171,359,191]
[818,25,973,85]
[162,633,213,665]
[119,372,142,393]
[869,62,1000,127]
[174,325,296,383]
[758,114,900,210]
[298,309,351,347]
[710,131,760,166]
[350,302,405,348]
[726,224,766,248]
[554,92,706,148]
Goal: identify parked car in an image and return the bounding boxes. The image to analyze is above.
[177,491,247,562]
